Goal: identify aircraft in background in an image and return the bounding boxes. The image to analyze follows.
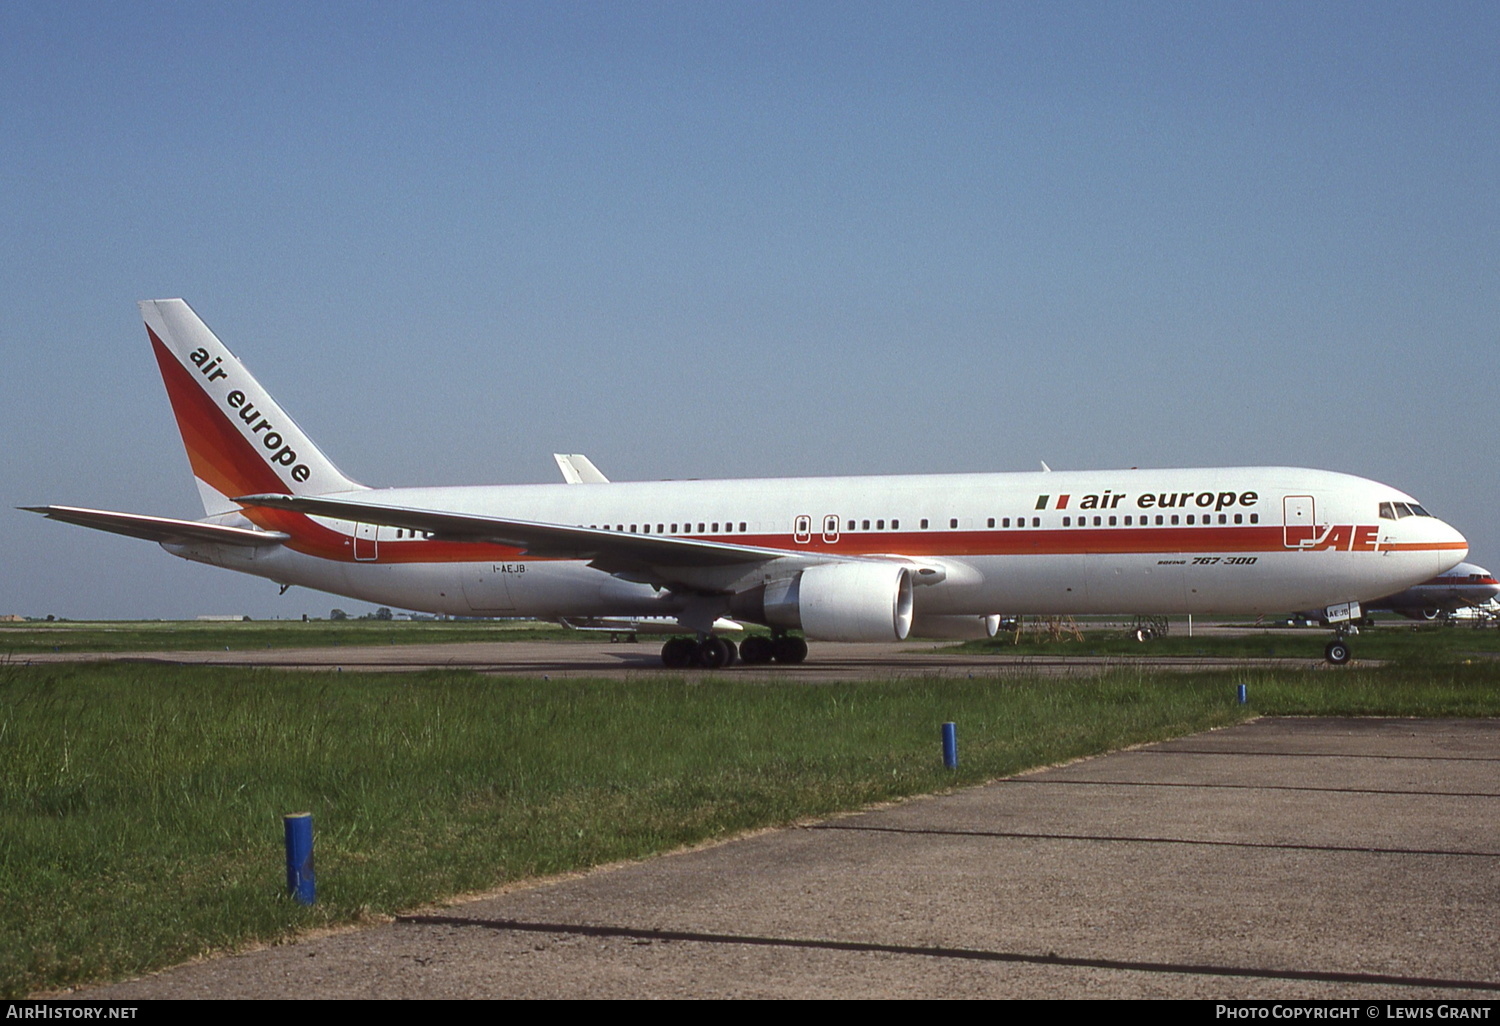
[26,300,1469,667]
[1361,562,1500,621]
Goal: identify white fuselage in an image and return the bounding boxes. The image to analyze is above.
[166,465,1468,625]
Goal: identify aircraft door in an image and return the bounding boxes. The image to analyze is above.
[822,515,840,544]
[1283,496,1318,548]
[353,522,379,561]
[794,515,812,544]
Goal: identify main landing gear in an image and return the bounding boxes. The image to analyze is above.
[659,633,808,669]
[740,634,808,665]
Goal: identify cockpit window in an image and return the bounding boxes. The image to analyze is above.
[1381,501,1433,520]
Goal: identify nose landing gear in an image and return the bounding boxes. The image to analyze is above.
[1324,637,1352,665]
[1323,621,1357,665]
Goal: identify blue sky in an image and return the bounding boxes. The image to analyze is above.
[3,1,1495,619]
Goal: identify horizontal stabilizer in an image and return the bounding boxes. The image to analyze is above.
[22,505,290,547]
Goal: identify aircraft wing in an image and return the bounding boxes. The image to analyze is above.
[233,493,865,578]
[23,505,291,547]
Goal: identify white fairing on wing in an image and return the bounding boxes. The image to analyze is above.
[909,614,1001,640]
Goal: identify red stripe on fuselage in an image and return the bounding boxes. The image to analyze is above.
[340,524,1459,566]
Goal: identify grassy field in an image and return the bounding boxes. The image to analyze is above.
[0,618,581,653]
[960,620,1500,663]
[2,649,1498,996]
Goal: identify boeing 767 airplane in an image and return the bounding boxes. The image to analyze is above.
[27,300,1469,667]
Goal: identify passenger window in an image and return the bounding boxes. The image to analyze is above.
[891,519,899,530]
[1063,516,1071,527]
[921,519,929,529]
[1170,515,1178,525]
[949,518,958,529]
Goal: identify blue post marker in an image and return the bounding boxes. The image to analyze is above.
[284,812,315,905]
[941,722,958,769]
[1237,684,1248,705]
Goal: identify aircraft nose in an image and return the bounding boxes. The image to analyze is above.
[1432,518,1469,572]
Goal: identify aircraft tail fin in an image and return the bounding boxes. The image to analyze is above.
[553,453,610,484]
[141,299,364,516]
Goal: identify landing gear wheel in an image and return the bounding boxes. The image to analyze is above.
[1324,639,1351,665]
[739,635,774,664]
[771,636,808,664]
[662,637,696,669]
[697,636,734,669]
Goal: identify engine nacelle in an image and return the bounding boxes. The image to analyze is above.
[908,614,1001,640]
[761,563,913,642]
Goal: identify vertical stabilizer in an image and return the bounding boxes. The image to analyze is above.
[141,299,364,515]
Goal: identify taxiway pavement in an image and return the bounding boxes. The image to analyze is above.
[23,636,1349,680]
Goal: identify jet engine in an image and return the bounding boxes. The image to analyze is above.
[756,563,914,642]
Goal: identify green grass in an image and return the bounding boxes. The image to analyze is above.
[3,657,1498,996]
[957,621,1500,663]
[0,618,580,654]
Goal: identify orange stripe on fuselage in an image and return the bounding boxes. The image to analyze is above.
[1381,542,1468,552]
[335,524,1459,566]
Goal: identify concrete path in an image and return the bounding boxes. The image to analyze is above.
[76,717,1500,999]
[24,636,1349,680]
